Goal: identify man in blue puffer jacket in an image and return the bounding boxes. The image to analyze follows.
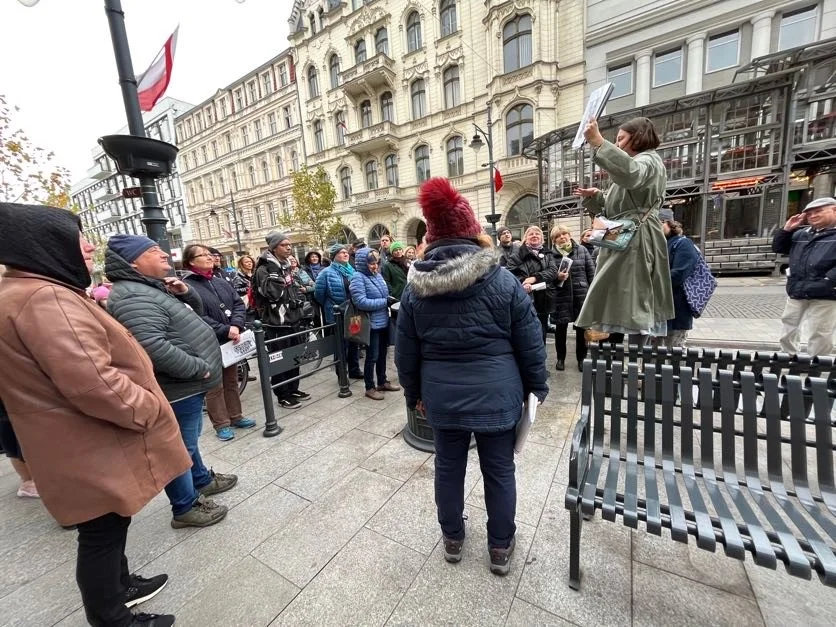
[396,178,548,576]
[350,247,400,400]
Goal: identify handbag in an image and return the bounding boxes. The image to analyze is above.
[589,191,660,252]
[339,274,370,345]
[676,239,717,318]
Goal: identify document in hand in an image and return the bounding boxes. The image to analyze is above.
[220,329,257,367]
[514,393,539,454]
[572,82,615,150]
[530,282,547,292]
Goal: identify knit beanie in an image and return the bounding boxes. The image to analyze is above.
[266,231,290,250]
[107,234,158,263]
[418,178,481,243]
[329,242,348,258]
[496,226,511,237]
[389,241,404,253]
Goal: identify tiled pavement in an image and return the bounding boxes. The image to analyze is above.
[2,353,834,626]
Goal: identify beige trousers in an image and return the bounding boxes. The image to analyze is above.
[779,298,836,357]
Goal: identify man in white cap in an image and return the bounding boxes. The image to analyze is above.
[772,196,836,356]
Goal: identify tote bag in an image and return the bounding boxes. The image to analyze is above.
[675,238,717,318]
[340,274,371,345]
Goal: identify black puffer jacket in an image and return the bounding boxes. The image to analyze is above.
[773,226,836,300]
[105,250,223,402]
[506,244,560,314]
[552,241,596,325]
[182,271,247,343]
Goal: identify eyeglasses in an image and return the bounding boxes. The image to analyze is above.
[193,254,214,259]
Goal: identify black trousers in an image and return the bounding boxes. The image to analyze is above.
[555,323,587,364]
[266,326,302,399]
[537,313,550,346]
[76,512,133,627]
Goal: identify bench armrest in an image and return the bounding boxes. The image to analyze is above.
[566,405,591,509]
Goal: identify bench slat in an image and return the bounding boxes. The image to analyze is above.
[581,359,609,516]
[643,363,662,535]
[624,363,640,528]
[661,365,688,541]
[810,378,836,516]
[602,361,624,522]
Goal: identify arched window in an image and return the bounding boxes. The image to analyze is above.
[307,65,320,98]
[375,27,389,55]
[407,11,422,52]
[198,182,205,202]
[446,136,463,177]
[506,103,534,156]
[291,150,300,171]
[505,195,539,238]
[339,167,352,199]
[276,156,284,178]
[219,175,226,195]
[255,204,264,229]
[365,160,379,190]
[329,54,341,89]
[355,38,367,64]
[443,65,460,108]
[335,111,347,146]
[380,92,394,122]
[332,224,357,244]
[360,100,373,128]
[309,13,318,35]
[313,119,325,152]
[369,224,390,247]
[261,160,270,183]
[207,178,215,199]
[385,154,399,187]
[440,0,457,37]
[189,186,196,205]
[415,145,430,183]
[411,79,426,119]
[249,165,257,186]
[503,14,533,72]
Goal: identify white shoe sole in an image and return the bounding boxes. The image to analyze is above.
[125,578,167,608]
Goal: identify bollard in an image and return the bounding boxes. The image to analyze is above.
[333,306,353,399]
[254,320,284,438]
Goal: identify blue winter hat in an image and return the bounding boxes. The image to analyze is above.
[107,234,158,263]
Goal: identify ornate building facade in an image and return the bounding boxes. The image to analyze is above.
[288,0,586,245]
[176,48,304,264]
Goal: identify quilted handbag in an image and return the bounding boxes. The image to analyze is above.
[680,243,717,318]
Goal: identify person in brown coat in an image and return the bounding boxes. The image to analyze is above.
[0,203,191,627]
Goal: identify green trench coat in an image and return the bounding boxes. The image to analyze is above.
[575,141,674,334]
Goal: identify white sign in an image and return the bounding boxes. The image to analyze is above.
[572,82,615,150]
[220,330,256,367]
[269,351,284,363]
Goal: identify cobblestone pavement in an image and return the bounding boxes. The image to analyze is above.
[702,293,786,319]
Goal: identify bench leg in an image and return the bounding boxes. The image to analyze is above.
[569,507,582,590]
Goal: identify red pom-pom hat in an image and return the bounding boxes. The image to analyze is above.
[418,177,482,243]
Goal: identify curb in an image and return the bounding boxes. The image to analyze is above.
[685,339,782,352]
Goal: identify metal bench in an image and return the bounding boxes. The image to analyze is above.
[565,345,836,589]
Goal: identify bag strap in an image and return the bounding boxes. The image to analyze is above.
[626,189,662,225]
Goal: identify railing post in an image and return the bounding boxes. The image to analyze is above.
[254,320,283,438]
[333,306,353,398]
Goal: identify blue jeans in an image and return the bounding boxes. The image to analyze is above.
[364,327,389,391]
[433,426,517,549]
[164,393,212,516]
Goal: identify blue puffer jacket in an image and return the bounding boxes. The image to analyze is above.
[667,235,701,330]
[773,226,836,300]
[396,239,548,433]
[349,248,390,330]
[314,263,353,323]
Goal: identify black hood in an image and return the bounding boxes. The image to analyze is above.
[0,202,90,289]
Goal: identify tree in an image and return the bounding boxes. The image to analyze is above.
[281,165,340,251]
[1,94,73,207]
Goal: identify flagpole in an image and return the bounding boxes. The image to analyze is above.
[103,0,171,254]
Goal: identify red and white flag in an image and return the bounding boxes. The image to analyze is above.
[137,27,179,112]
[493,167,504,193]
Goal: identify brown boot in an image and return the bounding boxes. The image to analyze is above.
[376,382,401,392]
[365,389,385,400]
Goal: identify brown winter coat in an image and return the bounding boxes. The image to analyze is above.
[0,270,191,526]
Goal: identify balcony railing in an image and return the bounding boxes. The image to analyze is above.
[339,53,395,98]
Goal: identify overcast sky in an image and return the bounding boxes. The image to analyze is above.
[1,0,292,182]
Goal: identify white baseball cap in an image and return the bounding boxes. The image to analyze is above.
[802,197,836,212]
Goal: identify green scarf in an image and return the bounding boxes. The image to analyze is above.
[334,261,355,278]
[557,241,573,256]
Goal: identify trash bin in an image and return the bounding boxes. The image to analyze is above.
[403,405,434,453]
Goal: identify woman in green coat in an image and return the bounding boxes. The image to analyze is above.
[574,117,674,344]
[381,241,409,300]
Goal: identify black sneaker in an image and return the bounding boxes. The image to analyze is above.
[125,573,168,608]
[348,372,364,380]
[443,537,463,563]
[278,397,301,408]
[288,390,311,401]
[555,360,565,371]
[131,613,175,626]
[489,537,516,576]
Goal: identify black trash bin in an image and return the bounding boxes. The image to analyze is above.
[403,405,434,452]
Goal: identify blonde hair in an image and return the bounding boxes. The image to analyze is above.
[549,224,571,242]
[523,225,544,241]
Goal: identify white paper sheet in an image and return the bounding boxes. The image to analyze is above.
[220,329,257,368]
[514,393,539,454]
[530,282,547,292]
[572,82,615,149]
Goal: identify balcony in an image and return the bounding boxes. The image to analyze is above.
[345,121,399,155]
[87,161,115,181]
[352,186,404,212]
[90,185,121,204]
[339,53,395,99]
[96,208,119,223]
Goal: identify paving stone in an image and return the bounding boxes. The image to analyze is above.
[287,406,371,450]
[125,503,199,571]
[210,426,291,466]
[516,483,632,626]
[176,555,299,627]
[357,403,409,439]
[0,559,80,627]
[360,436,430,482]
[253,468,402,587]
[528,402,577,448]
[276,429,389,500]
[632,561,763,626]
[273,528,425,626]
[0,521,77,599]
[386,507,535,626]
[744,560,836,627]
[504,597,575,626]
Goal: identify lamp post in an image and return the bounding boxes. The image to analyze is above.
[470,104,503,244]
[209,194,248,256]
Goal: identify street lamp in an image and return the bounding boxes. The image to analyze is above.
[209,204,247,256]
[470,104,502,244]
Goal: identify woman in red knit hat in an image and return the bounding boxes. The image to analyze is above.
[395,178,548,576]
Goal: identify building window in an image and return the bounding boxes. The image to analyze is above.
[241,126,249,146]
[360,100,373,128]
[262,73,272,95]
[255,205,264,229]
[186,119,193,136]
[314,120,325,152]
[608,63,633,98]
[276,155,284,178]
[355,38,367,64]
[201,145,208,163]
[291,150,299,171]
[329,54,341,88]
[234,89,244,110]
[225,133,233,152]
[779,5,817,51]
[309,12,318,35]
[211,140,218,159]
[411,79,427,119]
[503,14,532,72]
[375,27,389,55]
[247,81,258,104]
[279,63,289,86]
[336,111,347,145]
[443,65,461,108]
[365,161,379,190]
[283,106,293,128]
[506,103,533,156]
[380,92,394,122]
[446,136,464,177]
[340,167,352,199]
[219,175,226,195]
[268,112,277,135]
[653,47,683,87]
[706,31,739,72]
[385,154,399,186]
[230,168,238,191]
[254,119,263,141]
[440,0,457,37]
[407,11,422,52]
[207,178,215,199]
[308,65,320,98]
[249,165,257,187]
[415,145,430,183]
[219,99,228,118]
[259,160,268,184]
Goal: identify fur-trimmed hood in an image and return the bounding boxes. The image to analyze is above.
[407,240,498,298]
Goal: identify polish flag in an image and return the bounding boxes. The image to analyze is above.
[494,167,504,193]
[137,27,179,112]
